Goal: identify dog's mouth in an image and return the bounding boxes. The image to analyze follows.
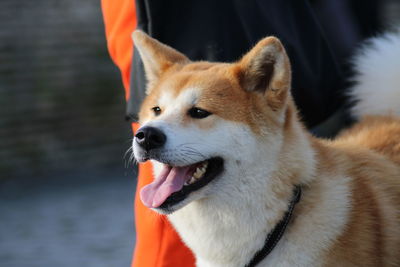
[140,157,224,211]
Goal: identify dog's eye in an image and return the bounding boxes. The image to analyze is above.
[152,106,162,116]
[188,107,211,119]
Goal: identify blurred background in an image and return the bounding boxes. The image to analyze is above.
[0,1,399,267]
[0,1,134,266]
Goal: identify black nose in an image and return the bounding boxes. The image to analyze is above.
[135,126,167,151]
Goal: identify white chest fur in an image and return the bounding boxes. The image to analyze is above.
[168,174,350,267]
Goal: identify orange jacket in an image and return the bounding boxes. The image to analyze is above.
[101,1,195,266]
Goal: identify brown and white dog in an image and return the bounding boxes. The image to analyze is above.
[132,30,400,267]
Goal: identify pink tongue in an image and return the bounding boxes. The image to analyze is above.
[140,164,192,208]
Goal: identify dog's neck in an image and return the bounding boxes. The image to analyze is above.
[168,111,317,267]
[245,185,302,267]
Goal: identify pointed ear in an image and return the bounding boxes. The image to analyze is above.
[237,37,291,111]
[132,30,189,85]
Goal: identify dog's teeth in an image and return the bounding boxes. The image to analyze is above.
[193,170,203,179]
[189,177,196,184]
[194,166,206,178]
[185,162,209,186]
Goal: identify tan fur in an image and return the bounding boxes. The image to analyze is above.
[310,136,400,266]
[319,116,400,266]
[338,116,400,165]
[132,30,400,266]
[139,60,282,134]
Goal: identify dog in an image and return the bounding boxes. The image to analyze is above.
[132,30,400,267]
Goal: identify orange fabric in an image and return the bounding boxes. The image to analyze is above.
[101,2,195,267]
[101,0,136,100]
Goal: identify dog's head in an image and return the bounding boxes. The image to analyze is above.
[132,31,295,214]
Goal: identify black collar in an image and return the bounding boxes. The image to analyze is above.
[245,186,302,267]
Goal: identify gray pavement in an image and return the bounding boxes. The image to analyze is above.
[0,169,136,267]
